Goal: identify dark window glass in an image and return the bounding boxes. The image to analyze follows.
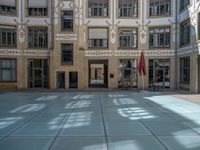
[0,59,16,82]
[28,27,48,48]
[149,0,171,16]
[180,0,190,11]
[61,11,73,32]
[119,28,137,48]
[61,44,73,65]
[88,0,108,17]
[0,27,16,48]
[118,0,138,17]
[180,19,190,46]
[149,27,170,48]
[180,57,190,84]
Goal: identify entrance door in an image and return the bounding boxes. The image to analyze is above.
[57,72,65,89]
[28,59,49,88]
[69,72,78,88]
[89,60,108,88]
[149,59,170,88]
[118,60,138,88]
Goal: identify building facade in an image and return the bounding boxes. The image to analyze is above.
[0,0,199,93]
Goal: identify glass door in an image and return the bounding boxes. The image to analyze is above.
[118,60,138,88]
[28,59,49,88]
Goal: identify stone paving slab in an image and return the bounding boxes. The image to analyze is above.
[0,91,200,150]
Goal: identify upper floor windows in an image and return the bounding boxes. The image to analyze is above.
[149,0,171,16]
[0,0,16,16]
[118,0,138,17]
[0,26,16,48]
[28,0,48,16]
[61,44,73,65]
[28,27,48,48]
[180,19,190,46]
[88,28,108,48]
[88,0,108,17]
[149,27,170,48]
[180,0,190,11]
[118,28,138,49]
[61,10,73,32]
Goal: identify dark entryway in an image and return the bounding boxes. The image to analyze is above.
[57,72,65,89]
[28,59,49,88]
[89,60,108,88]
[69,72,78,88]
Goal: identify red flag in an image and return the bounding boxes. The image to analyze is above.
[138,51,146,76]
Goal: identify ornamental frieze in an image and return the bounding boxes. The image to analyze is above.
[56,34,79,41]
[0,49,50,56]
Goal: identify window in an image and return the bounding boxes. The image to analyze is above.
[0,0,16,16]
[119,28,137,49]
[88,0,108,17]
[118,0,138,17]
[28,27,48,48]
[180,0,190,11]
[61,44,73,65]
[149,0,171,16]
[88,28,108,48]
[0,26,16,48]
[149,27,170,48]
[180,19,190,46]
[28,0,48,16]
[0,59,16,82]
[180,57,190,84]
[61,10,73,32]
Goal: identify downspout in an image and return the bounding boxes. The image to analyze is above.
[175,0,178,90]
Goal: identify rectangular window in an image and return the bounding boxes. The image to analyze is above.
[180,57,190,84]
[61,10,73,32]
[149,27,170,48]
[119,28,137,49]
[61,44,73,65]
[0,26,16,48]
[118,0,138,17]
[149,0,171,16]
[180,0,190,11]
[88,28,108,48]
[28,0,48,16]
[0,59,16,82]
[88,0,108,17]
[180,19,190,46]
[0,0,16,16]
[28,27,48,48]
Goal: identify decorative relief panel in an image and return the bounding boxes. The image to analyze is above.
[177,44,200,56]
[55,34,79,41]
[0,49,50,56]
[85,50,175,57]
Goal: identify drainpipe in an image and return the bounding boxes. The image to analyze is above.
[175,0,178,90]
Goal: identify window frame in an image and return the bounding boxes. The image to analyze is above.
[61,43,73,65]
[88,0,109,17]
[118,0,138,18]
[0,0,17,16]
[149,0,171,17]
[118,27,138,49]
[180,57,190,84]
[88,27,109,49]
[61,10,74,32]
[28,26,48,49]
[0,58,17,82]
[149,26,171,49]
[180,19,190,47]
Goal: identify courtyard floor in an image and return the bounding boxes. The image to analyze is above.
[0,91,200,150]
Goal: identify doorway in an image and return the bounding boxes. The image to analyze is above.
[149,59,170,88]
[69,72,78,88]
[89,60,108,88]
[57,72,65,89]
[118,59,138,88]
[28,59,49,88]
